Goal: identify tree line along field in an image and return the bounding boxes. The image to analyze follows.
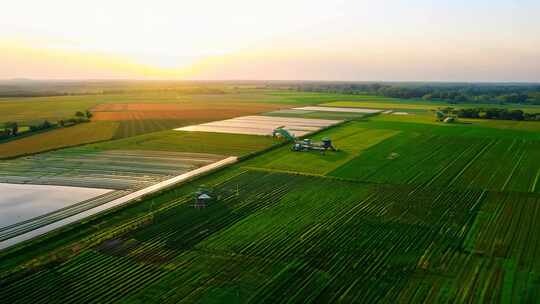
[322,100,540,114]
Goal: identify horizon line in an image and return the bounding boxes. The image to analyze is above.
[1,78,539,85]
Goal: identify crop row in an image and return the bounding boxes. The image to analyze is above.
[394,190,540,303]
[330,134,540,194]
[1,169,522,303]
[199,183,484,303]
[113,119,187,139]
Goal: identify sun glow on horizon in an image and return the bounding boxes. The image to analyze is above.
[1,0,539,81]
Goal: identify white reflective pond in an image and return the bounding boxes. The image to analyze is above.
[0,183,111,229]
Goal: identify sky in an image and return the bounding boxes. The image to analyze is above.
[1,0,539,82]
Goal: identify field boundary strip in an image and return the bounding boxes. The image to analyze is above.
[242,166,391,186]
[293,106,383,114]
[0,157,238,251]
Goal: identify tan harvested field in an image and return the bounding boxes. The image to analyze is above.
[91,102,287,139]
[176,115,342,137]
[93,109,255,121]
[0,122,118,159]
[0,90,309,125]
[92,102,279,112]
[91,102,284,121]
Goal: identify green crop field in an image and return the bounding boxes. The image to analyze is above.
[245,122,399,175]
[112,119,193,139]
[1,89,540,303]
[0,170,484,303]
[89,130,279,156]
[329,132,540,193]
[2,167,537,302]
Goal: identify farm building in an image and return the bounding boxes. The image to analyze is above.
[194,192,212,209]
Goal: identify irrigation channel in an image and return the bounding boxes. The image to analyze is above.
[0,157,237,250]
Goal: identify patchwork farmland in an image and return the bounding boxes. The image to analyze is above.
[0,90,301,158]
[91,102,286,139]
[1,87,540,303]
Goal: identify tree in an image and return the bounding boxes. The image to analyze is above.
[75,111,85,118]
[422,94,433,101]
[509,110,524,121]
[4,121,18,136]
[85,110,93,119]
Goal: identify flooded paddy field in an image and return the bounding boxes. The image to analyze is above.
[0,183,111,229]
[175,115,341,137]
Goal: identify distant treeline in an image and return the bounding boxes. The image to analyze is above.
[269,82,540,105]
[0,81,227,98]
[440,107,540,121]
[0,111,92,140]
[0,91,101,98]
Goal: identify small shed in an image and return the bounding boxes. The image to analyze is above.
[194,193,212,209]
